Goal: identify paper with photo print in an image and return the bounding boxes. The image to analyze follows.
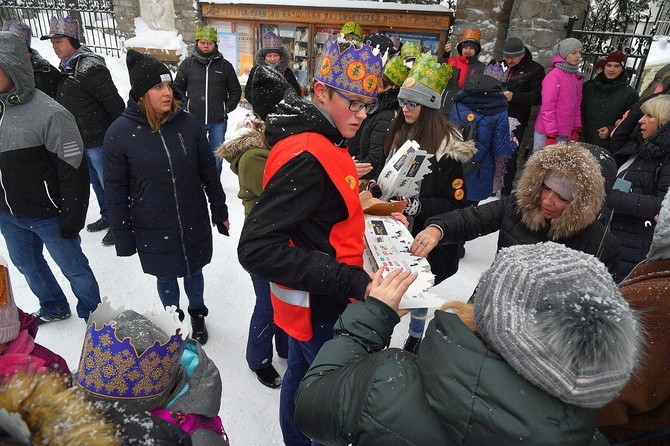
[363,216,443,309]
[377,139,433,201]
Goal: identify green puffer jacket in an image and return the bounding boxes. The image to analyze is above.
[295,299,607,446]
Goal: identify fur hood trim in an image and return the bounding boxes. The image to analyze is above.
[216,128,266,163]
[0,370,120,445]
[254,46,291,74]
[517,143,605,240]
[440,136,477,164]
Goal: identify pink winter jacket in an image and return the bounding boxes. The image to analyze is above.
[534,54,583,137]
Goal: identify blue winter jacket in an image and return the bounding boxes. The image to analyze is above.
[450,87,515,201]
[103,98,228,278]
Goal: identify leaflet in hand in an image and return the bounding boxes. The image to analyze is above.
[363,215,443,309]
[377,139,433,201]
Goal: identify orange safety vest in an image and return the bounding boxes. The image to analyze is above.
[263,132,365,341]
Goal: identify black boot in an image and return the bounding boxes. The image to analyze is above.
[253,365,282,389]
[188,308,209,345]
[403,335,422,355]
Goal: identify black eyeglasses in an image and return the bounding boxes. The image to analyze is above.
[398,98,419,111]
[332,88,378,114]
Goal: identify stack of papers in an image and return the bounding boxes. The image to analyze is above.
[363,216,444,309]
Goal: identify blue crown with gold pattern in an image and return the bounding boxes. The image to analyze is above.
[76,298,187,400]
[315,35,383,98]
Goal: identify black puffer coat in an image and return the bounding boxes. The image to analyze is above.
[501,47,545,127]
[103,99,228,278]
[173,47,241,125]
[55,46,125,148]
[347,88,399,180]
[608,122,670,281]
[581,72,639,152]
[295,298,602,445]
[427,144,620,277]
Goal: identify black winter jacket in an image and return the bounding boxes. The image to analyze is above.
[581,72,639,152]
[237,93,371,323]
[502,47,545,127]
[103,99,228,278]
[295,298,602,445]
[608,123,670,281]
[347,88,399,180]
[173,48,241,125]
[244,47,302,104]
[30,48,60,99]
[55,46,125,148]
[428,196,620,277]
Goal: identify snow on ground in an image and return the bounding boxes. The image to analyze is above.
[4,39,497,445]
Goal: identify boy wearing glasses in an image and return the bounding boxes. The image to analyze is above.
[238,35,383,445]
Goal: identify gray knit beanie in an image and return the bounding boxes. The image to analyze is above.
[503,37,525,57]
[398,82,441,109]
[556,37,583,59]
[473,242,642,409]
[647,188,670,260]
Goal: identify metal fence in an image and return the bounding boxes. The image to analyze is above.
[0,0,120,57]
[567,16,654,90]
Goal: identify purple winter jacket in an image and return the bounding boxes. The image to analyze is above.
[534,54,583,137]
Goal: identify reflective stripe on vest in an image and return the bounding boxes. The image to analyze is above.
[270,282,309,308]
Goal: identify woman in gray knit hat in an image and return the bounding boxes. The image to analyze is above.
[293,242,642,445]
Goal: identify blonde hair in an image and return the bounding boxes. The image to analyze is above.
[138,94,182,132]
[641,95,670,128]
[439,301,476,332]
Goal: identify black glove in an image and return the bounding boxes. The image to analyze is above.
[216,222,229,236]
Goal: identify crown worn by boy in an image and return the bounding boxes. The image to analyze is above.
[237,34,383,445]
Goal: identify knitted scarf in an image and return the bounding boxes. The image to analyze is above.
[554,62,580,74]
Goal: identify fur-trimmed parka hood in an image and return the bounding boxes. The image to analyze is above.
[254,46,291,75]
[440,136,477,165]
[0,370,120,445]
[517,143,605,240]
[216,127,267,169]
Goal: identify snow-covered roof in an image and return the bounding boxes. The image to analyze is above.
[199,0,453,13]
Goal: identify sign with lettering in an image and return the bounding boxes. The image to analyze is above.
[201,4,453,29]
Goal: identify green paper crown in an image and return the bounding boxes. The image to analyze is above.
[383,55,410,87]
[406,53,452,95]
[400,41,423,60]
[195,25,217,42]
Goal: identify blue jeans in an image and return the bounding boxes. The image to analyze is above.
[408,307,428,338]
[202,122,226,176]
[246,275,288,370]
[85,146,107,220]
[280,320,335,446]
[0,213,101,319]
[156,268,206,311]
[533,131,569,152]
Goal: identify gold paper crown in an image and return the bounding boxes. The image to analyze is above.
[405,53,453,95]
[383,55,410,87]
[315,35,383,98]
